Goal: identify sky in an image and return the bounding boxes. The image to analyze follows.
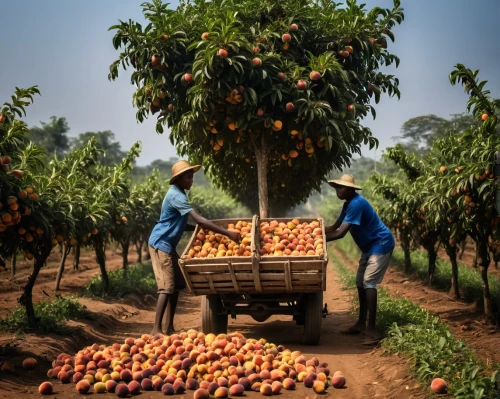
[0,0,499,166]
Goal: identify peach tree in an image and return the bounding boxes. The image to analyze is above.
[109,0,404,216]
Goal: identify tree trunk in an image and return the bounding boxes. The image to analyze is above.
[94,239,109,293]
[19,246,52,329]
[73,242,81,270]
[445,244,460,299]
[477,240,492,316]
[254,133,269,219]
[122,241,129,270]
[136,239,143,263]
[458,239,466,261]
[400,230,412,273]
[11,251,17,277]
[55,243,71,291]
[427,245,437,285]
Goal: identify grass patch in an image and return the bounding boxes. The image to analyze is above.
[0,296,91,335]
[82,261,157,298]
[329,246,498,398]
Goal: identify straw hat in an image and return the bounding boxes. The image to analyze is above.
[328,174,362,190]
[169,160,201,184]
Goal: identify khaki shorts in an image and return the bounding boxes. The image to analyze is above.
[149,245,186,294]
[356,251,393,289]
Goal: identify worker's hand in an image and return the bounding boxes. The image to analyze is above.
[228,232,241,243]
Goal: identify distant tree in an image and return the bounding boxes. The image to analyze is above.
[28,116,70,156]
[71,131,127,166]
[395,113,478,155]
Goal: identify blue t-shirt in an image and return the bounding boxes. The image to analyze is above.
[339,193,394,255]
[148,185,193,255]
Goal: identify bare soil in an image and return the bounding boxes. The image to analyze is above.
[0,246,431,398]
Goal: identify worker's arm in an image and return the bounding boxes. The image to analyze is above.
[188,210,241,243]
[325,222,351,242]
[325,219,342,234]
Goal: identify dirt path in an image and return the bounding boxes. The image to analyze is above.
[333,245,500,370]
[0,247,428,398]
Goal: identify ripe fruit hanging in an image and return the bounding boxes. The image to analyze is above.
[309,71,321,81]
[252,46,259,54]
[277,72,286,81]
[218,49,228,58]
[286,102,295,112]
[184,73,192,82]
[481,113,488,121]
[282,33,291,43]
[201,32,209,40]
[151,54,160,65]
[289,23,298,31]
[296,80,307,90]
[347,104,355,112]
[252,58,262,67]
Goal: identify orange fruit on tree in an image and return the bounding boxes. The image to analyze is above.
[439,166,447,173]
[481,113,488,121]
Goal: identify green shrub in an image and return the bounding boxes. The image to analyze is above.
[82,261,157,298]
[0,296,91,334]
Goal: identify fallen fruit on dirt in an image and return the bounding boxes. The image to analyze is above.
[76,379,91,393]
[38,382,53,395]
[22,357,37,370]
[430,377,447,394]
[332,375,346,388]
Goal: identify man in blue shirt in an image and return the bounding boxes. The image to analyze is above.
[149,160,240,336]
[325,174,394,345]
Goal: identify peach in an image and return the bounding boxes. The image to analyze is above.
[94,381,107,393]
[331,375,346,388]
[283,377,296,390]
[161,383,174,395]
[116,383,130,398]
[260,383,273,395]
[58,371,71,383]
[128,380,141,395]
[106,379,117,392]
[431,378,447,394]
[38,382,53,395]
[271,380,282,394]
[22,357,37,370]
[153,377,164,391]
[313,379,326,393]
[141,378,153,391]
[208,381,219,394]
[76,379,90,393]
[173,379,186,393]
[214,386,229,398]
[186,377,199,390]
[120,368,132,382]
[229,383,245,396]
[333,370,343,377]
[194,388,210,399]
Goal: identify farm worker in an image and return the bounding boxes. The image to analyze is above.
[325,174,394,345]
[148,160,241,336]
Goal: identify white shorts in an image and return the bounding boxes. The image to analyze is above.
[356,251,393,289]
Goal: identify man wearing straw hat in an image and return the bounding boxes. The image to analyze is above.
[325,174,394,345]
[148,160,241,336]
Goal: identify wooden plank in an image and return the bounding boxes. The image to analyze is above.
[284,260,292,292]
[321,260,327,291]
[252,254,262,293]
[178,260,196,294]
[182,263,253,273]
[207,275,216,294]
[259,262,323,272]
[227,260,240,293]
[189,272,321,283]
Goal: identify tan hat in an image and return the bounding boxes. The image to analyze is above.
[328,174,362,190]
[169,160,201,184]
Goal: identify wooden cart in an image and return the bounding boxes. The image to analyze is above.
[178,216,328,345]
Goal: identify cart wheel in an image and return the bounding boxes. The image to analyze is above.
[201,295,228,335]
[303,292,323,345]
